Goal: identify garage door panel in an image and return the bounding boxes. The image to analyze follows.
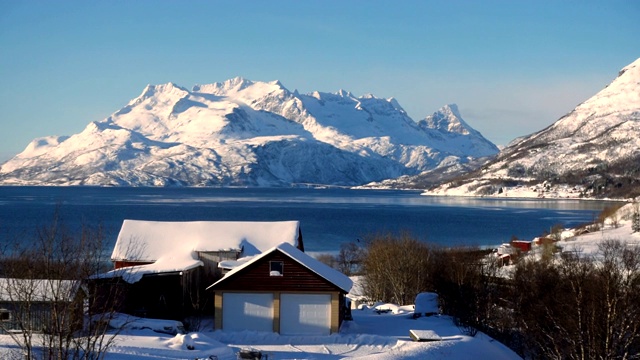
[280,294,331,335]
[223,293,273,332]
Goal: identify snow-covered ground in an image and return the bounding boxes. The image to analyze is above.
[494,201,640,273]
[0,302,520,359]
[424,180,589,199]
[553,205,640,255]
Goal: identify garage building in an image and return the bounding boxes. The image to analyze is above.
[207,242,352,335]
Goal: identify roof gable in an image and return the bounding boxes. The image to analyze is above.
[111,220,300,262]
[208,242,352,293]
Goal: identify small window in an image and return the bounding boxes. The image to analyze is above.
[270,261,283,276]
[0,309,11,322]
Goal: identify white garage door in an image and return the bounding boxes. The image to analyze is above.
[280,294,332,335]
[223,293,273,332]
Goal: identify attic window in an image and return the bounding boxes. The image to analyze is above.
[270,261,283,276]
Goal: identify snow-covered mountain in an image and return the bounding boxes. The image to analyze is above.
[0,78,498,187]
[426,57,640,198]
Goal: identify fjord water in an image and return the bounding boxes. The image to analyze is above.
[0,187,616,254]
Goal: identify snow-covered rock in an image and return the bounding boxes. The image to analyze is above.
[425,57,640,199]
[0,79,498,187]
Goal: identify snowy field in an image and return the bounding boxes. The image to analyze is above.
[0,304,520,360]
[0,305,520,360]
[536,202,640,256]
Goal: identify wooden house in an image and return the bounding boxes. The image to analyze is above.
[91,220,303,321]
[510,240,533,252]
[0,278,85,334]
[207,242,352,335]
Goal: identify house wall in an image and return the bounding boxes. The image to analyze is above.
[0,303,55,333]
[113,261,153,269]
[197,250,241,280]
[511,241,533,252]
[91,267,216,323]
[212,252,341,292]
[0,296,84,334]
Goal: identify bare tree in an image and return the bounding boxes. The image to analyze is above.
[432,247,500,337]
[336,242,363,276]
[632,202,640,233]
[314,254,337,270]
[513,239,640,359]
[361,233,433,305]
[597,204,625,229]
[0,211,131,360]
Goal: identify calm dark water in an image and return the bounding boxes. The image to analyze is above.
[0,186,617,253]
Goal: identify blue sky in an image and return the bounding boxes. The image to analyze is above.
[1,1,638,161]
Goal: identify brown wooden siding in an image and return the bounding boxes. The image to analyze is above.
[113,260,153,269]
[210,251,342,293]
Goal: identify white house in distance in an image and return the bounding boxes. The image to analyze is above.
[92,220,304,321]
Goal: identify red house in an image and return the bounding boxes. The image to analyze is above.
[510,240,532,252]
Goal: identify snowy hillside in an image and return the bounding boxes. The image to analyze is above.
[425,57,640,199]
[0,78,498,187]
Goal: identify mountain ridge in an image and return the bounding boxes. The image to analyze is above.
[0,79,498,187]
[422,57,640,199]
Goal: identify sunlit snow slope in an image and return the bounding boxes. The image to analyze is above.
[426,57,640,198]
[0,78,498,187]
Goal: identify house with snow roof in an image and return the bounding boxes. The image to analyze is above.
[91,220,303,321]
[0,278,86,333]
[207,242,352,335]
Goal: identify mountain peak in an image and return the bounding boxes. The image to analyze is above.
[192,77,290,98]
[421,104,474,135]
[269,79,284,87]
[336,89,353,98]
[132,83,190,106]
[220,76,254,91]
[440,104,462,118]
[618,57,640,77]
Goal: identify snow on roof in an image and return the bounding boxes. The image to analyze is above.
[217,257,253,270]
[100,220,300,284]
[95,255,204,284]
[208,242,352,293]
[111,220,300,262]
[0,278,83,302]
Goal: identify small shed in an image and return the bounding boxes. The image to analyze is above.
[208,242,352,335]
